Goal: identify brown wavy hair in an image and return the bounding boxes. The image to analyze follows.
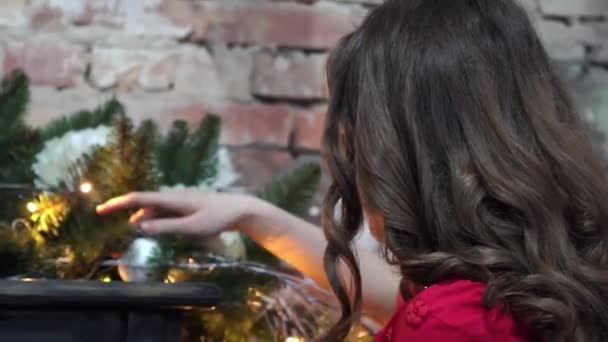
[321,0,608,341]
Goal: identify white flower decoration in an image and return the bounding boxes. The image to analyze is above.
[32,126,112,190]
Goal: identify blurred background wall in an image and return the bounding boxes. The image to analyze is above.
[0,0,607,218]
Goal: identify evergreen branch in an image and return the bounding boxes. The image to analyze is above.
[133,120,160,191]
[189,114,221,186]
[156,121,189,186]
[0,128,41,184]
[0,70,39,184]
[257,163,322,217]
[41,98,124,141]
[0,69,30,141]
[155,115,221,186]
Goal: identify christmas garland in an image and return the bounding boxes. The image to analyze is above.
[0,70,373,341]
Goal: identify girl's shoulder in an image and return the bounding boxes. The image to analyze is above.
[376,279,529,342]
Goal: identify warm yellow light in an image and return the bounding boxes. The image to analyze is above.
[285,338,303,342]
[188,258,195,264]
[80,182,93,194]
[21,278,36,282]
[26,202,38,213]
[102,276,112,283]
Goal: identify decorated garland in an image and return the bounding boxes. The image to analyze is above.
[0,70,373,341]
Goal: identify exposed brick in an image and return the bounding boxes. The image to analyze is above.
[0,0,27,27]
[90,47,178,91]
[210,44,254,102]
[3,37,86,87]
[216,103,295,147]
[591,23,608,62]
[29,2,63,31]
[537,21,590,61]
[173,46,225,100]
[295,106,327,151]
[28,0,190,38]
[539,0,608,16]
[90,46,228,95]
[164,1,365,49]
[230,149,294,189]
[252,51,328,100]
[26,84,107,127]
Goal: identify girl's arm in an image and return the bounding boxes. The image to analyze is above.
[239,199,400,323]
[97,190,400,323]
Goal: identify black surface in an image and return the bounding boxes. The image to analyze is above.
[0,280,220,309]
[0,280,219,341]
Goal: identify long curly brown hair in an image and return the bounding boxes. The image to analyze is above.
[321,0,608,341]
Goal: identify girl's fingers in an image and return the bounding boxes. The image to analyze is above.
[128,207,158,225]
[96,192,189,215]
[139,216,197,235]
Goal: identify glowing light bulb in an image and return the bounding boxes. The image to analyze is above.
[285,338,303,342]
[102,276,112,283]
[26,202,38,213]
[80,182,93,194]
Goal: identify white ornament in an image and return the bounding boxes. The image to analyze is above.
[32,126,112,190]
[200,232,247,260]
[218,231,247,260]
[118,237,160,282]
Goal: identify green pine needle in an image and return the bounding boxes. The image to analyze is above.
[189,114,221,186]
[0,69,30,140]
[156,121,190,186]
[83,113,159,200]
[0,70,39,184]
[41,98,124,141]
[156,115,221,186]
[257,163,322,217]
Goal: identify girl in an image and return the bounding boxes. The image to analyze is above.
[97,0,608,340]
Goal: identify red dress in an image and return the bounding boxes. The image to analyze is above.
[375,279,529,342]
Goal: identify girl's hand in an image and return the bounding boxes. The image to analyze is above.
[95,189,258,236]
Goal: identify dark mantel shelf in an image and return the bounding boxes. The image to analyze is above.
[0,280,220,309]
[0,280,221,342]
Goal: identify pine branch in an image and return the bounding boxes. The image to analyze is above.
[41,98,124,141]
[0,128,41,184]
[0,69,30,141]
[257,163,322,217]
[0,70,39,184]
[84,114,159,200]
[189,115,221,186]
[156,121,189,186]
[155,115,221,186]
[132,120,160,191]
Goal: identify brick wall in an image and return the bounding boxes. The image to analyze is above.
[1,0,607,216]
